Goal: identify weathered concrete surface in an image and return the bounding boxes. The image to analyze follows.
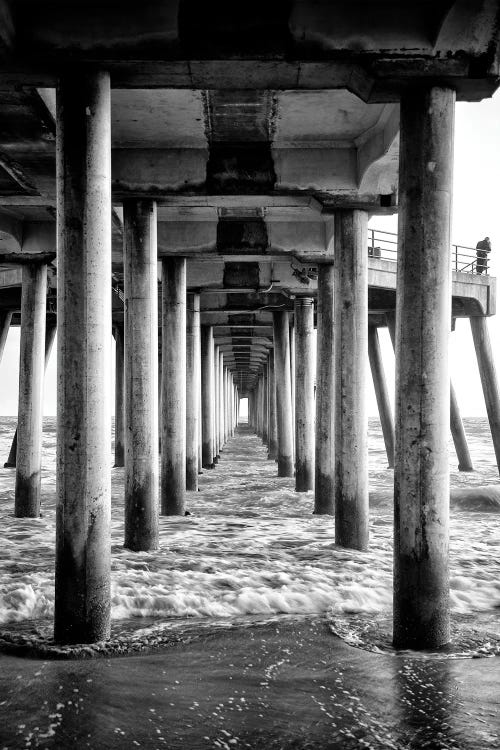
[450,380,473,472]
[273,311,294,477]
[267,351,278,460]
[334,210,369,550]
[470,316,500,475]
[113,324,125,468]
[161,257,187,515]
[314,264,334,515]
[0,310,12,361]
[54,71,112,644]
[123,200,159,550]
[394,86,455,650]
[186,291,200,491]
[294,298,315,491]
[14,262,46,518]
[368,326,395,468]
[201,325,215,469]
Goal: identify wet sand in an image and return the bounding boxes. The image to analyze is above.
[1,618,500,749]
[1,419,500,748]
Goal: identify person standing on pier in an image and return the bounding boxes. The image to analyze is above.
[475,236,491,274]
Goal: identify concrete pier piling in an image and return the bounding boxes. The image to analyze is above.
[450,380,473,472]
[14,262,47,518]
[161,258,187,515]
[314,264,335,515]
[0,310,12,363]
[5,320,56,470]
[268,352,278,460]
[113,324,125,468]
[262,362,269,446]
[470,315,500,475]
[294,297,315,492]
[201,325,215,469]
[334,210,369,550]
[273,311,294,477]
[368,326,395,468]
[186,292,201,491]
[393,86,455,650]
[123,199,159,550]
[214,344,220,461]
[54,71,112,644]
[219,350,225,451]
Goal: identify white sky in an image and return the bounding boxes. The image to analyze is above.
[1,92,500,416]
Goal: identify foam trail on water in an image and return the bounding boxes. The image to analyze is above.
[0,417,499,632]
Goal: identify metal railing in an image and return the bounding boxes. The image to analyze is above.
[368,228,489,275]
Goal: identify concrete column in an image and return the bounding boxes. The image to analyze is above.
[273,311,294,477]
[334,210,369,550]
[161,257,187,515]
[186,292,201,491]
[230,374,235,435]
[314,264,334,514]
[390,312,471,473]
[55,71,112,644]
[5,319,56,469]
[267,351,278,460]
[113,324,125,468]
[123,199,159,550]
[14,263,47,517]
[214,344,220,461]
[290,324,296,459]
[257,374,263,437]
[262,362,269,445]
[0,310,12,363]
[450,380,473,472]
[223,367,229,443]
[198,377,203,473]
[219,350,225,451]
[368,326,395,468]
[470,315,500,473]
[394,86,455,650]
[294,298,315,491]
[201,325,215,468]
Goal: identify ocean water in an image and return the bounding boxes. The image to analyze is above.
[0,417,499,644]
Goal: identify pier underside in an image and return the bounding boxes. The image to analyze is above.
[0,0,500,655]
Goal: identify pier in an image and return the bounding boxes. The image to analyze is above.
[0,0,500,728]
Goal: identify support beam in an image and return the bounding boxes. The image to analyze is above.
[219,349,225,451]
[113,324,125,468]
[5,315,55,469]
[186,292,201,491]
[214,344,220,461]
[294,298,315,491]
[261,363,269,446]
[161,257,187,515]
[273,311,294,477]
[0,310,12,363]
[123,199,159,549]
[54,71,112,644]
[368,326,395,469]
[450,380,473,472]
[394,86,455,650]
[470,315,500,474]
[201,325,215,469]
[14,263,47,517]
[334,210,369,550]
[314,264,335,514]
[268,351,278,460]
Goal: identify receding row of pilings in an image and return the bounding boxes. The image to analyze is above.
[1,77,500,650]
[244,86,500,650]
